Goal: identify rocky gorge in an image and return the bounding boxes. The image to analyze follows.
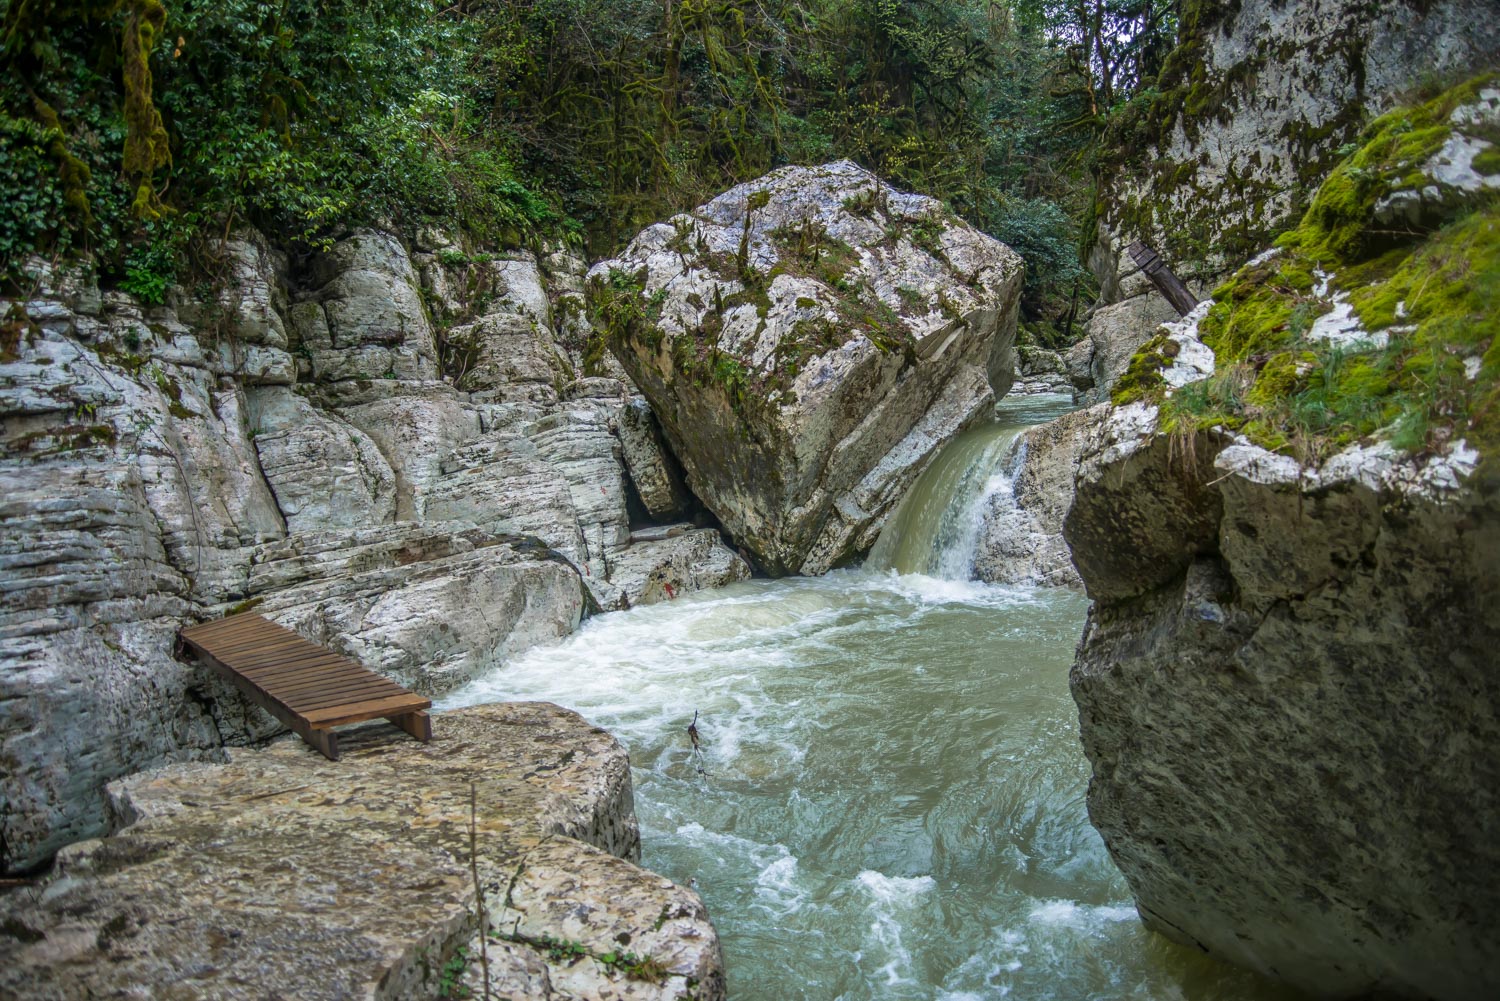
[1,0,1498,997]
[1052,8,1500,995]
[0,159,1041,997]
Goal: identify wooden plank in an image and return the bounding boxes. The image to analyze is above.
[237,667,355,691]
[235,654,355,681]
[1126,241,1200,317]
[273,672,403,698]
[176,613,433,757]
[257,668,379,694]
[389,711,432,742]
[185,634,313,662]
[305,694,431,729]
[182,618,284,642]
[278,680,408,710]
[229,646,350,669]
[204,648,322,672]
[191,649,342,761]
[302,692,430,726]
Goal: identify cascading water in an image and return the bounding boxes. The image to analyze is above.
[866,425,1023,579]
[869,392,1065,584]
[442,395,1303,1001]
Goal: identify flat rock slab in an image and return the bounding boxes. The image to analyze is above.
[0,702,725,1001]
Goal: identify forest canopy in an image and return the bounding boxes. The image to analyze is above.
[0,0,1183,334]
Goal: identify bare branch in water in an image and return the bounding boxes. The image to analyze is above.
[688,710,707,776]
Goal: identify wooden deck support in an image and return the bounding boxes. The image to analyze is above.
[176,613,432,761]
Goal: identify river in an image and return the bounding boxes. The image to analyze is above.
[442,395,1302,1000]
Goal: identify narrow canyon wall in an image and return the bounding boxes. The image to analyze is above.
[1063,69,1500,997]
[0,228,748,875]
[1074,0,1500,403]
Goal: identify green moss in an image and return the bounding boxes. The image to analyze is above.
[1198,254,1325,362]
[905,212,948,261]
[1111,333,1176,406]
[1119,76,1500,462]
[11,422,117,454]
[224,596,266,617]
[1474,146,1500,177]
[1244,351,1316,408]
[769,222,859,289]
[1281,74,1497,264]
[1167,207,1500,460]
[586,266,652,350]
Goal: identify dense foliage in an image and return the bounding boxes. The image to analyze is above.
[1,0,1181,333]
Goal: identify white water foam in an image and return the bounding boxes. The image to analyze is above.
[855,870,937,986]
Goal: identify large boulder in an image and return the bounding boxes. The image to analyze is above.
[1077,290,1187,403]
[1063,86,1500,995]
[590,160,1023,575]
[291,229,440,386]
[0,702,726,1001]
[245,387,398,532]
[1066,406,1500,1001]
[245,526,587,696]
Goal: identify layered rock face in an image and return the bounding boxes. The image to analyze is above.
[591,160,1023,575]
[0,702,725,1001]
[1096,0,1500,285]
[1066,407,1500,1000]
[1,229,747,874]
[1073,0,1500,402]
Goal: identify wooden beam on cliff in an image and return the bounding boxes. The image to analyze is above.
[1126,241,1200,318]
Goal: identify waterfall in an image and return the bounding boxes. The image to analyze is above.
[869,394,1076,582]
[867,423,1028,580]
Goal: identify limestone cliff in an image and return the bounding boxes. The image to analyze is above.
[1074,0,1500,403]
[0,228,748,875]
[1064,76,1500,1000]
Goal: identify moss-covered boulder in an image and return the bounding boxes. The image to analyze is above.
[1090,0,1500,290]
[587,161,1023,575]
[1065,78,1500,1000]
[1118,74,1500,463]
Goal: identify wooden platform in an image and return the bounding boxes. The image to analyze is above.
[176,613,432,760]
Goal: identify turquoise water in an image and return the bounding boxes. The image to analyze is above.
[443,397,1302,1000]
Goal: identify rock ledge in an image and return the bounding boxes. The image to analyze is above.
[0,702,725,1001]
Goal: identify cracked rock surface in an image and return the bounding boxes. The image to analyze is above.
[2,228,745,875]
[0,701,725,1001]
[592,160,1023,575]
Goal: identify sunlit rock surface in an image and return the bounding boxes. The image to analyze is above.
[0,702,725,1001]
